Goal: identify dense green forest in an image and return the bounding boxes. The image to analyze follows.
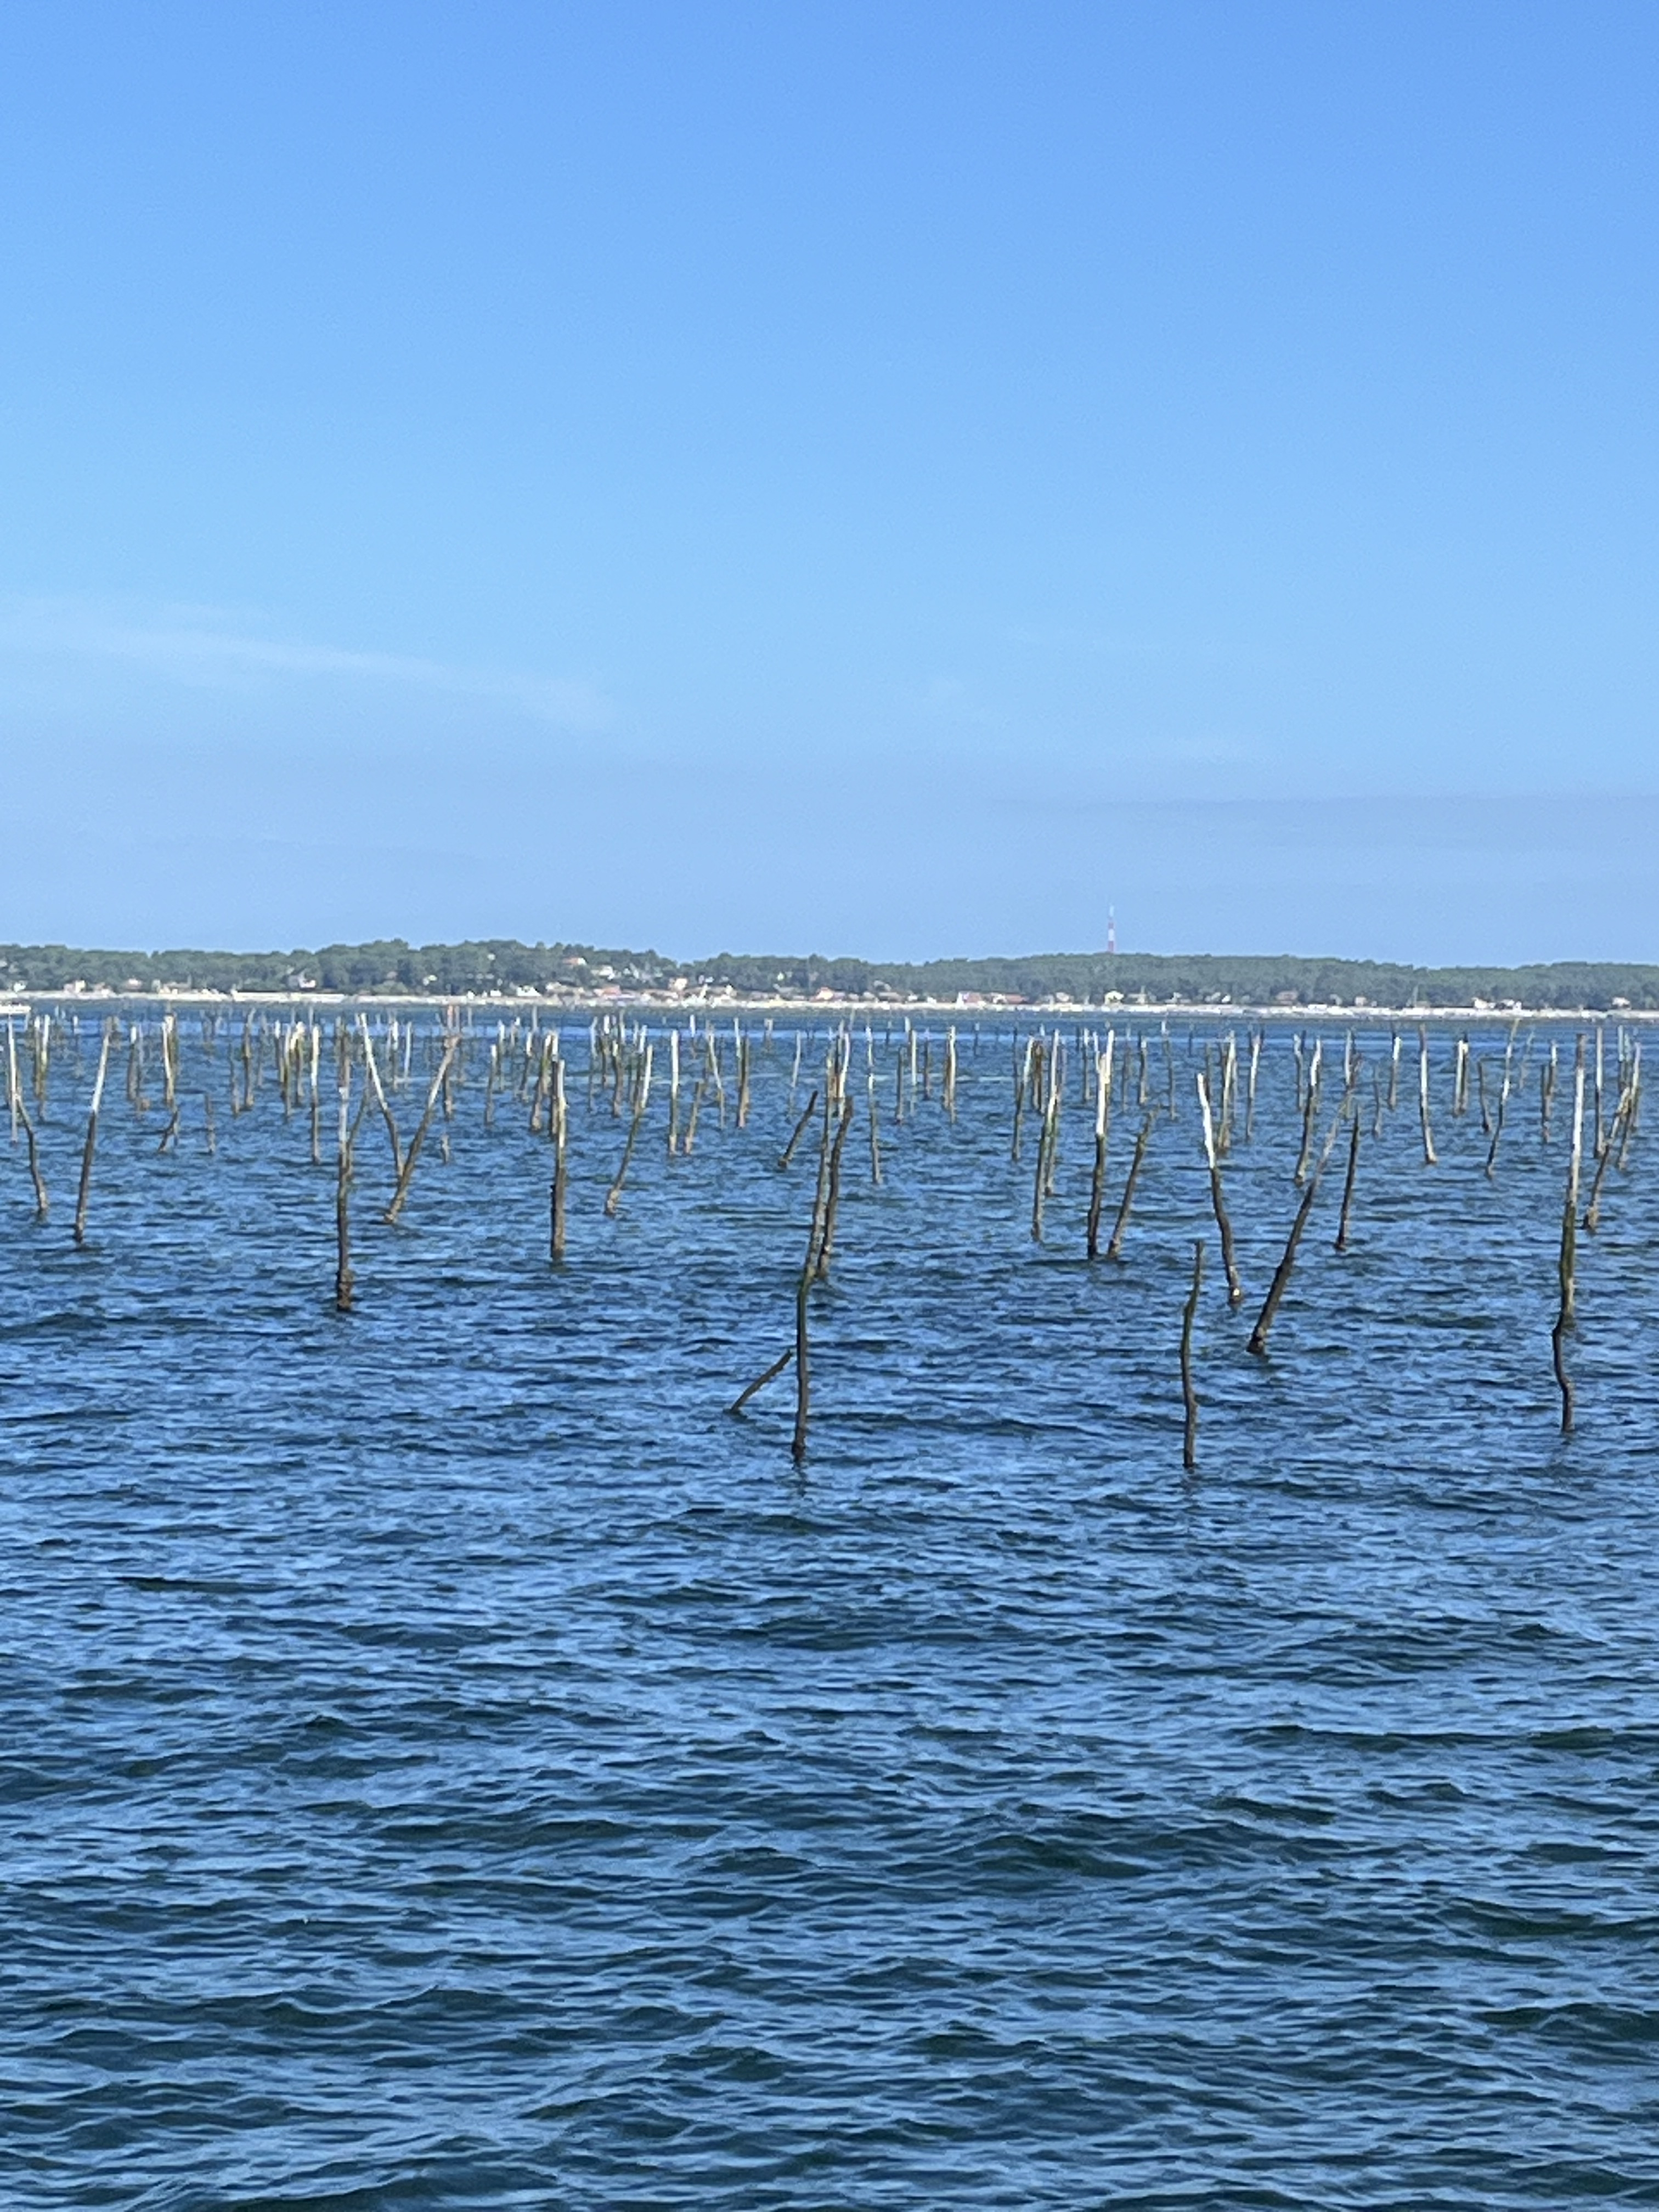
[3,938,1657,1009]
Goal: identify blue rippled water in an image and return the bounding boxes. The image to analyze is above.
[3,1013,1657,2209]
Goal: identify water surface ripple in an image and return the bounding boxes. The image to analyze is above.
[3,1018,1657,2208]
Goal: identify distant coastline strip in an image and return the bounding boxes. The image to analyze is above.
[2,940,1655,1012]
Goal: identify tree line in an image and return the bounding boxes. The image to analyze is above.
[2,939,1656,1009]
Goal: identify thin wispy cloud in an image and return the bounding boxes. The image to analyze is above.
[0,596,613,730]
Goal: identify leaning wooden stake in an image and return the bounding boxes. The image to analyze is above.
[1180,1239,1204,1472]
[1334,1113,1361,1253]
[1011,1034,1033,1161]
[727,1087,837,1443]
[1616,1048,1640,1173]
[1104,1113,1153,1261]
[1042,1032,1063,1199]
[1483,1023,1518,1177]
[72,1023,115,1248]
[1248,1106,1345,1356]
[1197,1069,1243,1305]
[814,1091,855,1279]
[359,1017,403,1178]
[605,1041,653,1216]
[729,1342,794,1415]
[1417,1027,1437,1166]
[383,1032,460,1224]
[1293,1039,1322,1183]
[1582,1089,1628,1235]
[1553,1058,1585,1433]
[777,1088,820,1170]
[792,1123,834,1459]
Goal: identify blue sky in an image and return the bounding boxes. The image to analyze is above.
[2,2,1656,962]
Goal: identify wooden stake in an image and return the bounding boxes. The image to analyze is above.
[1197,1069,1243,1305]
[777,1088,820,1170]
[1086,1048,1111,1259]
[334,1029,354,1311]
[1218,1031,1237,1155]
[729,1086,838,1446]
[1031,1043,1061,1242]
[815,1088,855,1279]
[384,1031,460,1224]
[309,1022,322,1165]
[1583,1048,1633,1233]
[1248,1104,1345,1356]
[72,1023,114,1248]
[792,1130,830,1460]
[1485,1028,1516,1178]
[1334,1113,1361,1253]
[1418,1027,1437,1166]
[550,1054,568,1260]
[1104,1113,1153,1262]
[359,1017,403,1178]
[604,1040,653,1216]
[1011,1034,1034,1160]
[1616,1047,1640,1172]
[1042,1032,1063,1198]
[1553,1056,1585,1433]
[8,1024,49,1219]
[729,1343,794,1415]
[1294,1039,1322,1183]
[1181,1239,1204,1472]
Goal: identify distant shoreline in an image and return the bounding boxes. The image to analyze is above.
[3,986,1651,1023]
[5,934,1658,1014]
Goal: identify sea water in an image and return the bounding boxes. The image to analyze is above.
[2,1018,1657,2208]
